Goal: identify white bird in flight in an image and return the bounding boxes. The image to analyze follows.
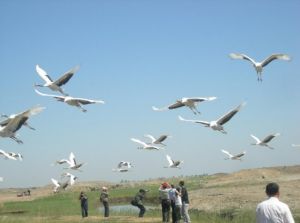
[144,134,171,146]
[178,102,245,134]
[250,133,280,149]
[35,64,79,96]
[0,149,17,160]
[131,138,162,150]
[229,53,291,81]
[8,152,23,161]
[61,172,77,186]
[152,97,217,115]
[164,155,183,168]
[35,89,104,112]
[221,149,246,161]
[55,152,85,171]
[112,161,133,172]
[0,106,45,144]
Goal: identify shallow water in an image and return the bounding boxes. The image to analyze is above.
[99,204,157,213]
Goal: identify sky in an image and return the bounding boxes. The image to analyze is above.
[0,0,299,188]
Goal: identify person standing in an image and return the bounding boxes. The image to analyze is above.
[174,186,182,223]
[131,189,147,217]
[179,180,191,223]
[169,184,177,223]
[79,191,88,218]
[159,182,171,222]
[256,182,294,223]
[100,186,109,218]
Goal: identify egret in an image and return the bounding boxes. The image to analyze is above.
[229,53,291,81]
[144,134,171,146]
[61,172,77,186]
[178,102,245,134]
[152,97,217,115]
[0,106,45,144]
[55,152,85,171]
[35,89,104,112]
[0,149,17,160]
[250,133,280,149]
[164,155,183,168]
[8,152,23,161]
[221,149,246,161]
[131,138,162,150]
[112,161,133,172]
[35,64,79,95]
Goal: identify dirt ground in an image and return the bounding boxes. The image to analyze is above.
[189,165,300,214]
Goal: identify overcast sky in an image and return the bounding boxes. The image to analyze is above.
[0,0,299,188]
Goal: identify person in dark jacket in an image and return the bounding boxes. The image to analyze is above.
[79,191,88,218]
[100,186,109,217]
[131,189,147,217]
[179,180,191,223]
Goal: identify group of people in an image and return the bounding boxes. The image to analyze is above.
[158,180,191,223]
[78,181,295,223]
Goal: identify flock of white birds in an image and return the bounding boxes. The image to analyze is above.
[0,53,298,191]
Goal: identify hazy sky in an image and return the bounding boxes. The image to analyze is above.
[0,0,299,188]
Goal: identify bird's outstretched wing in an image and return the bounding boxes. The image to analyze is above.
[54,66,79,86]
[186,97,217,102]
[152,106,169,111]
[69,152,76,166]
[36,65,53,84]
[73,98,105,105]
[34,89,65,101]
[168,101,185,109]
[178,116,210,126]
[217,102,245,126]
[156,135,168,143]
[131,138,147,147]
[166,155,173,166]
[144,134,156,143]
[261,54,291,67]
[234,151,246,158]
[250,134,261,144]
[229,53,256,65]
[262,133,280,143]
[51,178,60,187]
[221,149,233,158]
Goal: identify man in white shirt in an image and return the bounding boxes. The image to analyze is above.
[256,182,294,223]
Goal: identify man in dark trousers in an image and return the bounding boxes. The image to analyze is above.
[79,191,88,218]
[100,186,109,217]
[131,189,147,217]
[179,180,191,223]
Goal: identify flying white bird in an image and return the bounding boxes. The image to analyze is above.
[61,172,77,186]
[55,152,85,171]
[250,133,280,149]
[8,152,23,161]
[51,178,61,192]
[152,97,217,115]
[112,161,133,172]
[164,155,183,168]
[0,149,17,160]
[35,64,79,96]
[1,114,35,130]
[130,138,162,150]
[34,89,104,112]
[292,144,300,148]
[221,149,246,161]
[0,106,45,144]
[229,53,291,81]
[178,102,245,134]
[144,134,171,146]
